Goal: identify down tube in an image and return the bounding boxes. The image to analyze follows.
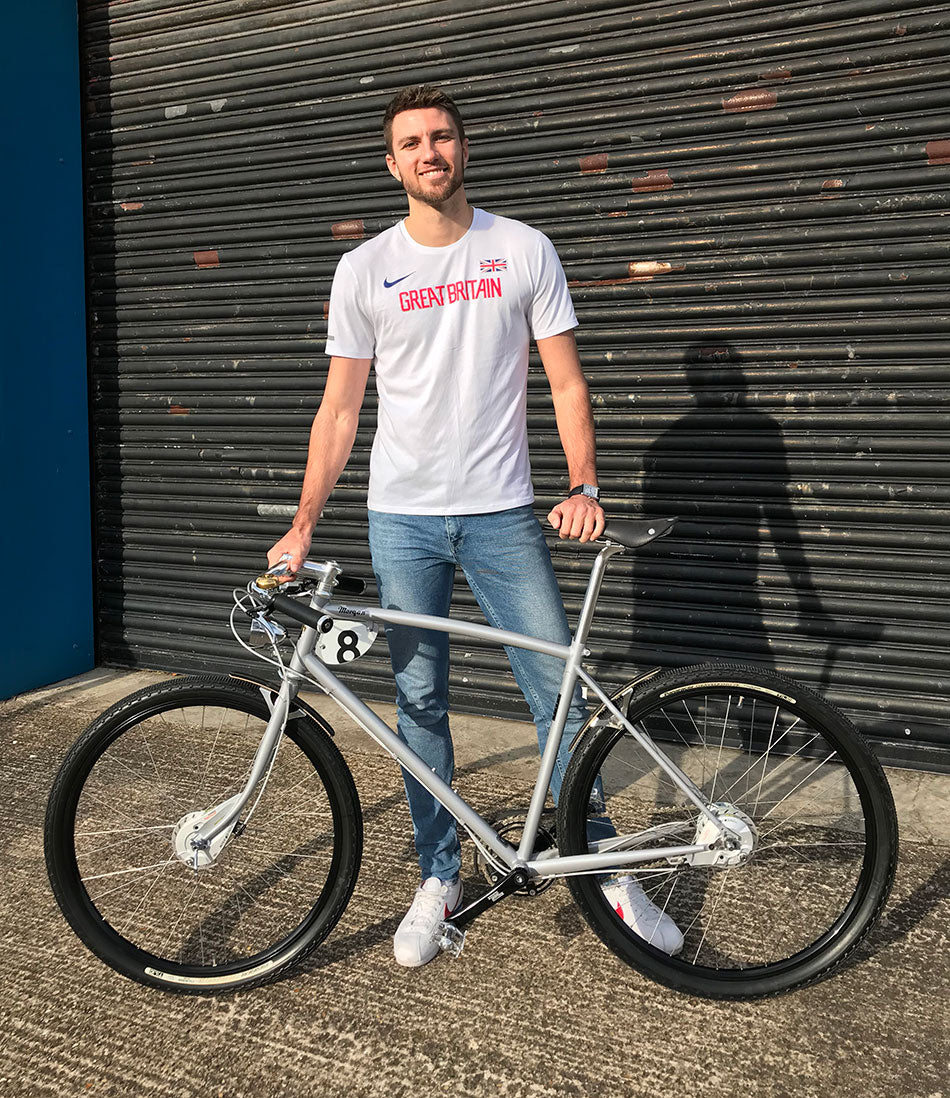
[299,652,520,869]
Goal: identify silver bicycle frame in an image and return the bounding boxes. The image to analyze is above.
[194,541,725,876]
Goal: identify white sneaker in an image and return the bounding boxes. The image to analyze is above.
[393,877,463,968]
[602,875,684,955]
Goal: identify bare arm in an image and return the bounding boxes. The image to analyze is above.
[536,330,605,542]
[266,355,372,570]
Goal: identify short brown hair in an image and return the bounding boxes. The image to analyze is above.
[383,85,466,156]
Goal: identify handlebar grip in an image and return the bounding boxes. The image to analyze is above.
[270,571,366,629]
[271,594,327,631]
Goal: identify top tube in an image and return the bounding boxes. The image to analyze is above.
[322,602,572,660]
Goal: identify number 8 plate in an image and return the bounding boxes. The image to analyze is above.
[315,618,379,665]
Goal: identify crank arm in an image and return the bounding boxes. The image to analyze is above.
[444,866,531,933]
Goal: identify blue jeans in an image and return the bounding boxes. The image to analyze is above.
[368,505,588,882]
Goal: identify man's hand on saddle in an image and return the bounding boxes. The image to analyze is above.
[547,495,605,542]
[266,527,313,582]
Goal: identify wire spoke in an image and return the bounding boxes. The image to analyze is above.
[83,859,180,883]
[77,785,152,832]
[757,751,842,828]
[234,840,329,860]
[75,823,178,839]
[691,872,730,966]
[714,717,813,807]
[161,880,203,957]
[119,853,179,936]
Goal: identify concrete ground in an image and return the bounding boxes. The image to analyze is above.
[3,668,948,1098]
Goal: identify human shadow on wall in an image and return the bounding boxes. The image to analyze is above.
[635,341,874,695]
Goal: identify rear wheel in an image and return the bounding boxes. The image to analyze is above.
[558,663,897,998]
[45,675,362,993]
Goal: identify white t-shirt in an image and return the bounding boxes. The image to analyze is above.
[324,207,577,514]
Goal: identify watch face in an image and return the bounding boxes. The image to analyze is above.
[571,484,599,500]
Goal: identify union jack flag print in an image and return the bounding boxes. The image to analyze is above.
[479,258,508,272]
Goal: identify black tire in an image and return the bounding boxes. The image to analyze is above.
[557,662,898,999]
[45,675,362,994]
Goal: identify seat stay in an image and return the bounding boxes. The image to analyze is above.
[576,666,729,835]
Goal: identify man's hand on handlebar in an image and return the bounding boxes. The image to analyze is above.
[266,527,313,582]
[547,495,605,543]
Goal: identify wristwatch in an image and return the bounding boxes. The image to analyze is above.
[568,484,600,502]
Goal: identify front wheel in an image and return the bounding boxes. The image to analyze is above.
[45,675,363,993]
[558,663,898,998]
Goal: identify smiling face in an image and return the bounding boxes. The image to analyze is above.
[385,107,469,208]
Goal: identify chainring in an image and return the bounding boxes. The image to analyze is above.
[471,814,557,895]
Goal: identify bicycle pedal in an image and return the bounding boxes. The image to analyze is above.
[437,922,466,958]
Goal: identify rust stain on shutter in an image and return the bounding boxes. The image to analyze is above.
[632,169,673,193]
[569,261,680,287]
[722,89,778,113]
[628,260,679,280]
[926,140,950,164]
[193,249,220,268]
[821,178,846,192]
[331,219,365,240]
[579,153,608,174]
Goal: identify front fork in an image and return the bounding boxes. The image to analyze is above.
[182,676,299,861]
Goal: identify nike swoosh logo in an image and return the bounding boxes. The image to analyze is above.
[383,273,414,288]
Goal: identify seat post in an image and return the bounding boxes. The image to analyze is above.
[515,539,626,865]
[570,540,626,653]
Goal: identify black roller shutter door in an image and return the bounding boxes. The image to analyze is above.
[80,0,950,768]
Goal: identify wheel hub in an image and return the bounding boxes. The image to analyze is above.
[171,795,242,870]
[694,808,751,865]
[670,802,758,868]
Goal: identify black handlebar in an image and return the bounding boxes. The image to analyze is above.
[271,594,331,631]
[269,570,366,630]
[335,574,366,595]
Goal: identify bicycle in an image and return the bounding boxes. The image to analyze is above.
[45,517,898,999]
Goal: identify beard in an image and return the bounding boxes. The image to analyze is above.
[400,162,465,207]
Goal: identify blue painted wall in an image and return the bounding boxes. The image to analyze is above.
[0,2,94,697]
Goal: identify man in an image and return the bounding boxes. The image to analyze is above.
[268,86,682,965]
